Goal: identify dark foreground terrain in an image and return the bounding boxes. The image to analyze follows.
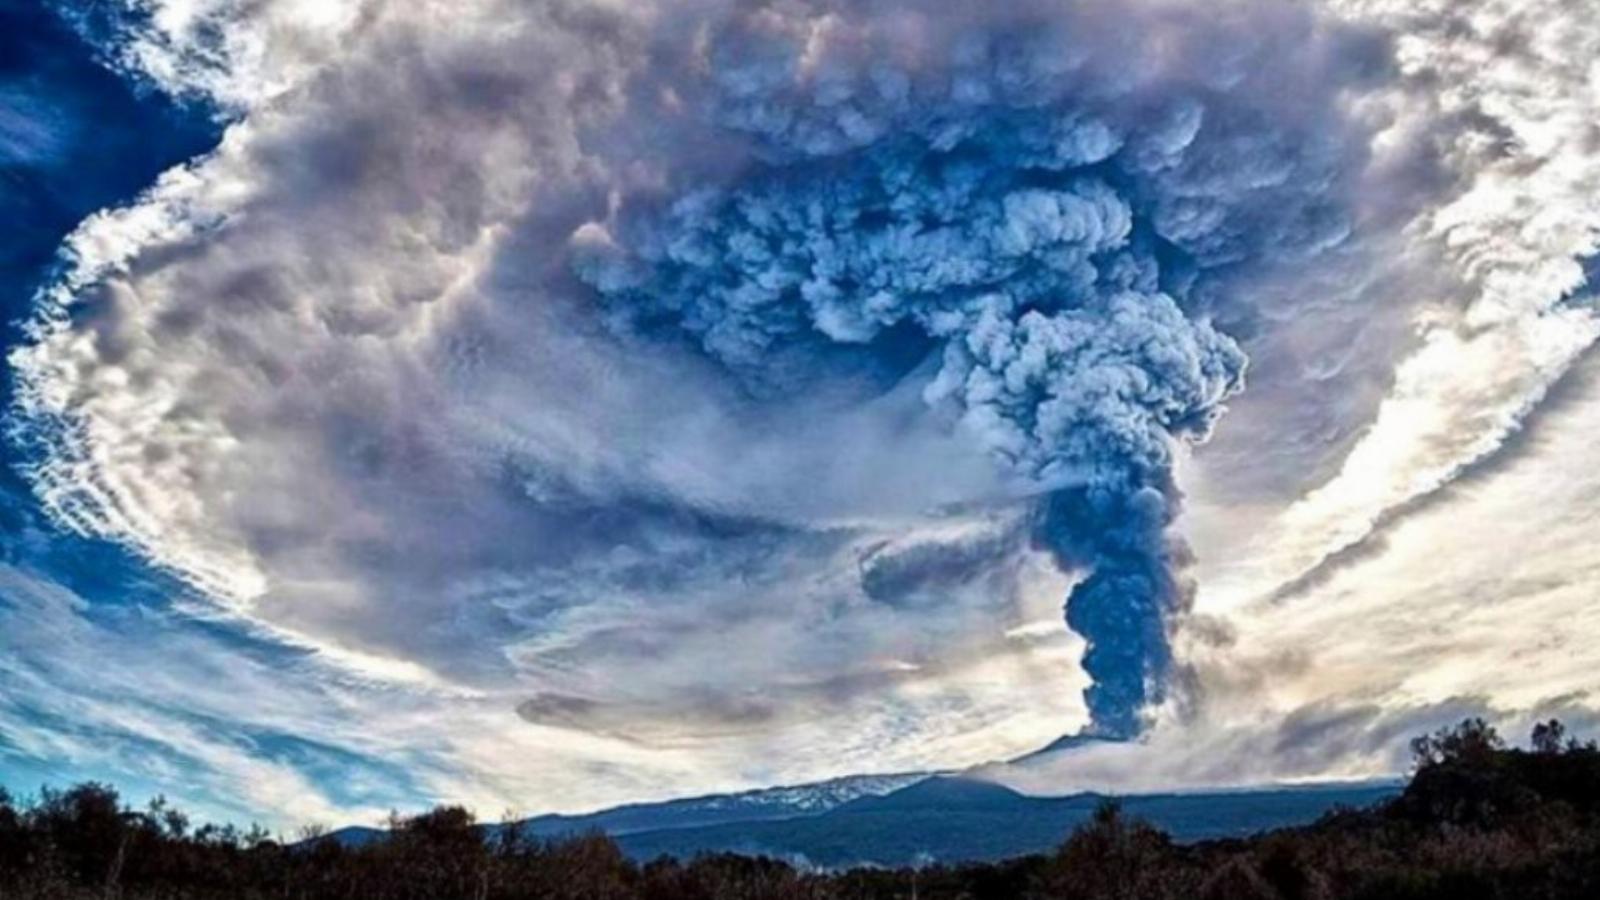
[4,719,1599,899]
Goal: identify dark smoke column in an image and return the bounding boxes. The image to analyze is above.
[1046,481,1187,738]
[920,288,1245,738]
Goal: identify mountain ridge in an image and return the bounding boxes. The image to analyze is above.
[609,776,1401,866]
[321,772,1401,866]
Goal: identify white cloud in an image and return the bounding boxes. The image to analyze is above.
[1191,0,1600,612]
[8,0,1600,818]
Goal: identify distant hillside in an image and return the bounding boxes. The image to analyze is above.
[608,777,1400,866]
[509,771,929,838]
[321,772,1398,867]
[322,771,930,849]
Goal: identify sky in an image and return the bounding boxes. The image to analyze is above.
[0,0,1598,830]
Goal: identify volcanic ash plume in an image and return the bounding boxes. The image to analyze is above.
[573,5,1366,736]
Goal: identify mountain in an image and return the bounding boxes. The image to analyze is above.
[321,772,1400,867]
[321,825,387,848]
[321,772,926,850]
[503,772,929,838]
[608,776,1401,867]
[1017,731,1125,759]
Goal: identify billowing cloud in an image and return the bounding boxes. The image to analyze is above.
[11,0,1382,737]
[5,0,1600,820]
[568,0,1381,735]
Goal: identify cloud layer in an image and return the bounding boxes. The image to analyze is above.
[4,0,1600,820]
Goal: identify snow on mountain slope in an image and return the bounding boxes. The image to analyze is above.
[509,772,932,837]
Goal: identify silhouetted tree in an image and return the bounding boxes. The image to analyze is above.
[1197,855,1275,900]
[1533,719,1568,755]
[1035,801,1189,900]
[1256,836,1329,900]
[1409,717,1503,768]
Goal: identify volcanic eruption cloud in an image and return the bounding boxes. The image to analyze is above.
[570,3,1370,736]
[13,0,1600,779]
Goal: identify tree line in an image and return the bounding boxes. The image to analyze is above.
[3,719,1600,899]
